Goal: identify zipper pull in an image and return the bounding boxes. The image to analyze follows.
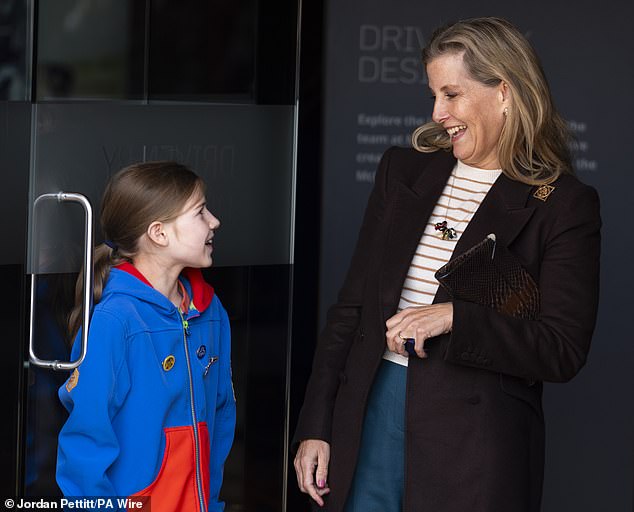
[182,319,190,337]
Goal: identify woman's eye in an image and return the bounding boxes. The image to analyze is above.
[445,92,457,99]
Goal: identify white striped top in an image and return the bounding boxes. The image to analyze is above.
[383,160,502,366]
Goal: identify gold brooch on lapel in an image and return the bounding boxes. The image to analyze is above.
[533,184,555,202]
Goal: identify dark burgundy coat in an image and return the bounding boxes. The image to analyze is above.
[293,147,601,512]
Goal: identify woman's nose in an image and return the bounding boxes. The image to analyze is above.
[431,99,448,124]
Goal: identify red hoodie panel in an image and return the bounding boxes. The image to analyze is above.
[130,423,211,512]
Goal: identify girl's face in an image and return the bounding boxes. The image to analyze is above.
[163,188,220,269]
[426,52,507,170]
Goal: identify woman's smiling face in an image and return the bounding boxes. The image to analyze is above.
[427,52,508,170]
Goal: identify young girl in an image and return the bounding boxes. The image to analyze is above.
[56,161,235,512]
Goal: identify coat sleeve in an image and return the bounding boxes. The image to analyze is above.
[208,297,236,511]
[445,183,601,383]
[292,147,395,445]
[56,310,131,497]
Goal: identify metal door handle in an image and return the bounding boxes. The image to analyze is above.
[29,192,94,371]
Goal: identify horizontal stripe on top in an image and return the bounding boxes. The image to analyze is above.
[383,160,501,367]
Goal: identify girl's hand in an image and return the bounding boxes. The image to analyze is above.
[385,303,453,358]
[294,439,331,507]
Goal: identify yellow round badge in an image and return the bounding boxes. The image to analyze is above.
[162,355,176,371]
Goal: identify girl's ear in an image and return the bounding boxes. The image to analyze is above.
[147,221,168,247]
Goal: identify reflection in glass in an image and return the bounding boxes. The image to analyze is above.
[25,274,75,496]
[148,0,256,103]
[0,0,29,100]
[36,0,144,100]
[34,0,260,103]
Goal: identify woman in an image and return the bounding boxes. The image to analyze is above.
[293,17,600,512]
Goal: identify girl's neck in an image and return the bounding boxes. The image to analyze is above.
[133,257,184,308]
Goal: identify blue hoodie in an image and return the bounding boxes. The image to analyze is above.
[57,264,235,512]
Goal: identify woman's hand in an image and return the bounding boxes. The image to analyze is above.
[385,303,453,358]
[294,439,331,506]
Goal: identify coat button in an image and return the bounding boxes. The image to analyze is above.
[467,395,481,405]
[196,345,207,359]
[460,352,470,361]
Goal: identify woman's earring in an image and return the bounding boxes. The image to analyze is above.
[503,107,509,117]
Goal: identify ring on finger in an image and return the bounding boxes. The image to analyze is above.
[398,331,408,341]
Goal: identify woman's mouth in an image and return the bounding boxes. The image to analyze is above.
[446,125,467,140]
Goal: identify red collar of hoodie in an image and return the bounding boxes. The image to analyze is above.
[116,262,215,313]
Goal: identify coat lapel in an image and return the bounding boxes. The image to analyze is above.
[453,174,535,257]
[379,151,454,309]
[379,152,536,309]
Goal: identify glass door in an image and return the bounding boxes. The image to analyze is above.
[2,1,300,510]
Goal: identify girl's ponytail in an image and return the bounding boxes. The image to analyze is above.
[68,243,127,339]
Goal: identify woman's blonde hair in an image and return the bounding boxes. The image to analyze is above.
[412,17,572,185]
[68,161,204,337]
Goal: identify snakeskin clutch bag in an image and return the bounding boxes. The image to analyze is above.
[434,234,539,319]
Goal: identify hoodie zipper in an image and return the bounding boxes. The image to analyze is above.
[180,314,207,512]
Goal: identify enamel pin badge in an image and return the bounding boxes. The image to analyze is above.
[65,368,80,392]
[162,355,176,371]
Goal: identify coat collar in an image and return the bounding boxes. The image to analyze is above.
[379,151,536,308]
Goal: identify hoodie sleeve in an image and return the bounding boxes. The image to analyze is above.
[208,296,236,510]
[56,309,131,498]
